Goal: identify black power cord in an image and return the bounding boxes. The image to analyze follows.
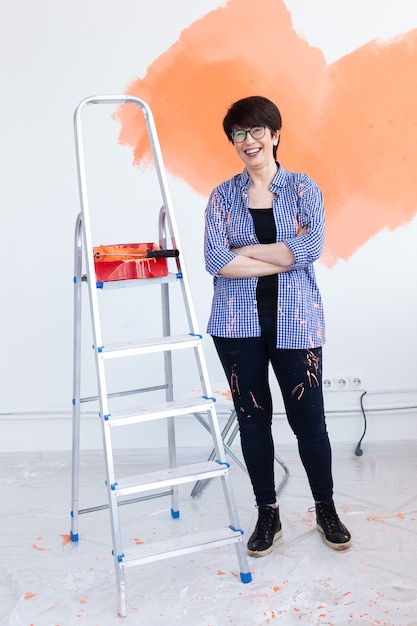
[354,391,368,456]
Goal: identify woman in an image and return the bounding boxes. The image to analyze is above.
[204,96,351,557]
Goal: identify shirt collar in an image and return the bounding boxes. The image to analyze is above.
[241,162,287,191]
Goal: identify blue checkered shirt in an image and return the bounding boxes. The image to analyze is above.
[204,164,325,349]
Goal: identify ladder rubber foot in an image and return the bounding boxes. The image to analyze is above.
[171,508,180,519]
[240,571,252,584]
[70,530,79,542]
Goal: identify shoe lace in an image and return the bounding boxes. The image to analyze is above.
[256,507,276,537]
[317,502,344,532]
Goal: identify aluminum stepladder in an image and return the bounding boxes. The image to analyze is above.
[70,95,252,617]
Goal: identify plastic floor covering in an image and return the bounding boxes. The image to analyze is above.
[1,441,416,626]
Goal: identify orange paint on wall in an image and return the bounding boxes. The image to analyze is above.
[116,0,417,264]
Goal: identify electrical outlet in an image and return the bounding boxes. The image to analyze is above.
[334,376,348,390]
[323,378,332,390]
[350,376,364,390]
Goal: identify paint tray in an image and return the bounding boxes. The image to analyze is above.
[93,243,169,282]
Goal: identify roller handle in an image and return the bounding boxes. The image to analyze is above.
[147,249,179,258]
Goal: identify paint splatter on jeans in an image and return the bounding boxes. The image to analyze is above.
[213,316,333,506]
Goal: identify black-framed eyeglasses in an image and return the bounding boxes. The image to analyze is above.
[230,126,266,143]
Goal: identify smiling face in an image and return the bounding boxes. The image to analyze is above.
[232,126,279,169]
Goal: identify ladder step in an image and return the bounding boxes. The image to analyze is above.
[114,460,228,497]
[106,396,215,427]
[119,526,244,568]
[99,333,202,359]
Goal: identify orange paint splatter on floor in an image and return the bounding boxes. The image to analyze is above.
[24,592,37,600]
[60,534,71,545]
[217,569,226,575]
[32,543,47,552]
[117,0,417,266]
[397,512,405,519]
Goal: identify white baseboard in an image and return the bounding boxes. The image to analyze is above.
[0,409,416,452]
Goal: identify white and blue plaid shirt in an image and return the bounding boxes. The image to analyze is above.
[204,164,326,349]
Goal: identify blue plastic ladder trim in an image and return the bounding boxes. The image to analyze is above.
[176,272,183,279]
[171,508,180,519]
[96,281,104,289]
[216,459,230,468]
[189,332,203,339]
[202,395,216,402]
[72,398,76,405]
[73,276,77,284]
[229,525,244,535]
[70,530,79,543]
[112,550,125,563]
[97,346,103,353]
[103,414,111,421]
[110,482,118,490]
[240,571,252,584]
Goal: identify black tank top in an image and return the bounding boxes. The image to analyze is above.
[248,208,278,317]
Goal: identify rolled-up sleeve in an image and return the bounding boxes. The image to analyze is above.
[204,187,236,276]
[283,177,325,268]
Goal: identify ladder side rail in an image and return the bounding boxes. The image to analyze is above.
[73,101,105,356]
[73,99,118,448]
[159,203,213,401]
[143,103,200,336]
[70,213,84,541]
[73,99,118,490]
[74,99,128,613]
[191,401,250,570]
[193,342,215,406]
[162,283,179,516]
[203,405,251,577]
[159,206,175,404]
[159,206,179,515]
[158,203,217,428]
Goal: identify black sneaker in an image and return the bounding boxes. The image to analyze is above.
[247,506,282,557]
[315,500,351,550]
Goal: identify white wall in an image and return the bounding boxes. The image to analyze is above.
[1,0,416,451]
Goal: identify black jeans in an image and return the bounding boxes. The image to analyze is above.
[213,316,333,506]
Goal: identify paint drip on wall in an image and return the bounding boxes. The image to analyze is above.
[116,0,417,266]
